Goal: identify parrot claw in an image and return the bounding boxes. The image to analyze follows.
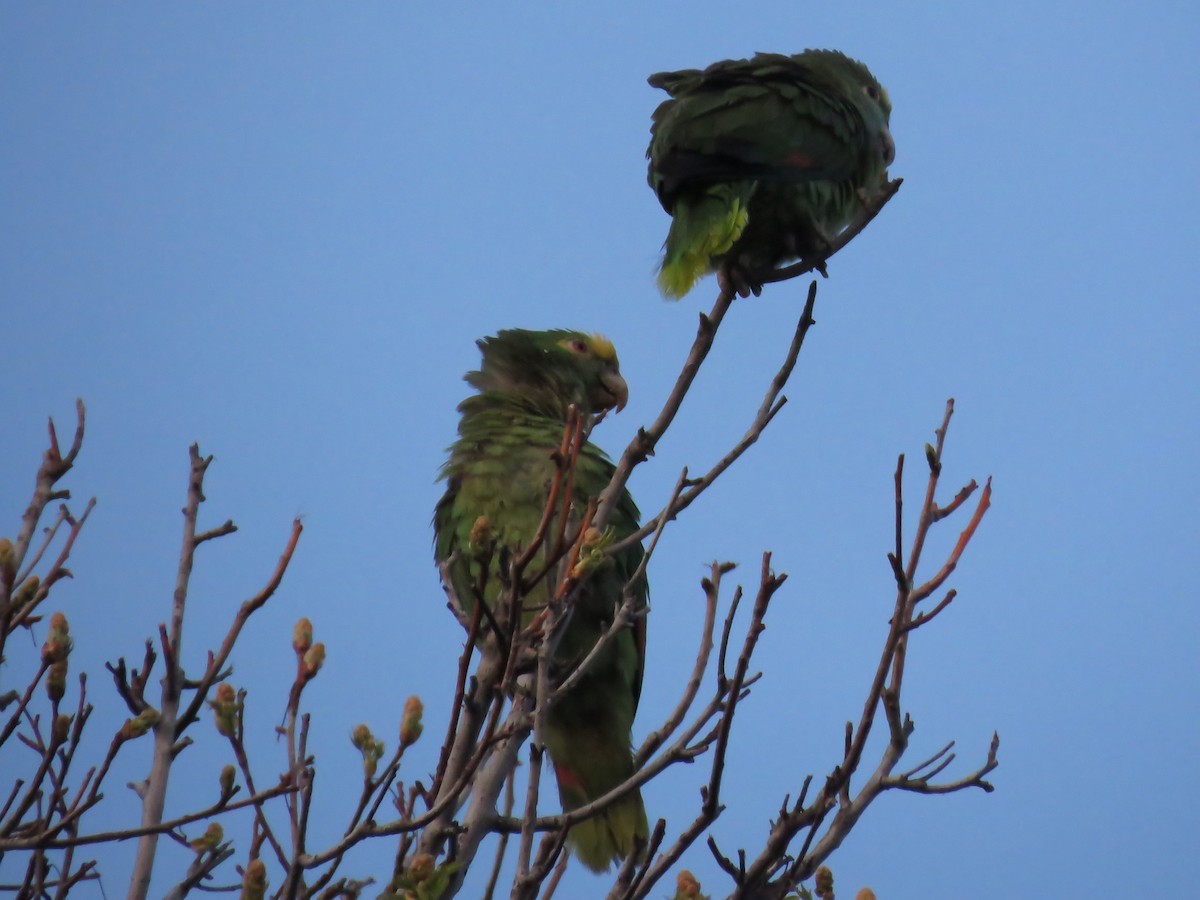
[718,262,761,299]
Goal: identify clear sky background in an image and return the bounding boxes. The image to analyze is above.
[2,3,1197,897]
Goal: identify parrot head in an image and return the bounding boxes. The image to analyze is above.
[465,329,628,418]
[800,48,895,168]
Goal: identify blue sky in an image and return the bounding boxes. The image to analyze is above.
[2,3,1197,896]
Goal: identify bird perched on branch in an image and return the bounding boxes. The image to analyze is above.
[434,328,648,872]
[647,49,895,299]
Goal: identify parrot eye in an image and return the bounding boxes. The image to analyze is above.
[566,338,590,355]
[863,84,880,101]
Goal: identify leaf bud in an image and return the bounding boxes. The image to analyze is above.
[469,515,492,547]
[674,870,708,899]
[292,616,313,654]
[924,442,941,474]
[47,659,68,702]
[41,611,72,664]
[121,706,160,739]
[188,821,224,853]
[52,713,72,745]
[241,858,267,900]
[210,682,240,737]
[407,853,435,883]
[302,642,325,678]
[815,865,834,899]
[219,764,237,799]
[575,526,616,580]
[400,695,424,747]
[0,537,14,579]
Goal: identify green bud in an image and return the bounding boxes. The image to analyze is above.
[351,723,373,750]
[47,659,68,703]
[41,611,72,664]
[924,442,941,475]
[0,537,15,580]
[351,724,384,778]
[292,617,313,654]
[188,821,224,853]
[209,683,240,738]
[302,642,325,678]
[52,713,72,745]
[674,870,708,900]
[365,745,382,779]
[815,865,834,900]
[121,706,160,739]
[571,527,613,579]
[241,858,267,900]
[219,764,237,799]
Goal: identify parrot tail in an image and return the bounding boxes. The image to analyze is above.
[544,710,648,872]
[657,182,754,299]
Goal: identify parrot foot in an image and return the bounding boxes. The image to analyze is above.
[802,257,830,278]
[717,262,762,299]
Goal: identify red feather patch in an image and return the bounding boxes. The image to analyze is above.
[553,761,585,792]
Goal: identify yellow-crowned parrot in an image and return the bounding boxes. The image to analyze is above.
[434,329,648,872]
[647,49,895,299]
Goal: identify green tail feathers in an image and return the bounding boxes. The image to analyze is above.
[657,182,754,299]
[550,756,648,873]
[544,706,648,872]
[563,788,648,873]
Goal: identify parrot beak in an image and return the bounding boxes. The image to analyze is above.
[879,125,896,167]
[599,368,629,413]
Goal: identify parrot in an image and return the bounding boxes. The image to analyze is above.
[433,328,648,872]
[646,49,895,299]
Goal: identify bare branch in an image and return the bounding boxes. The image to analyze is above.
[128,444,211,900]
[175,517,304,735]
[727,401,997,897]
[594,288,736,533]
[609,284,818,556]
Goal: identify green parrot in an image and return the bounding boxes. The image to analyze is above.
[433,328,648,872]
[647,49,895,299]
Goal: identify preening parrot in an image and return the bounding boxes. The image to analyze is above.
[647,49,895,299]
[433,329,648,872]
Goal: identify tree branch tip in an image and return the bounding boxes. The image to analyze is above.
[195,520,239,545]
